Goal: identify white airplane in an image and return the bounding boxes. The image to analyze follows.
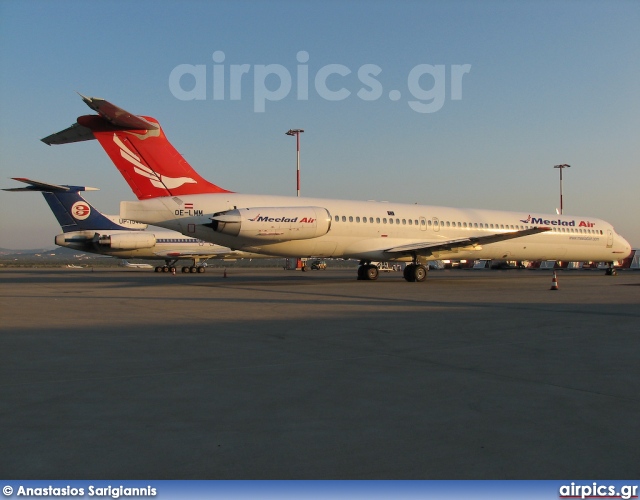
[119,260,154,269]
[41,95,633,281]
[4,178,266,273]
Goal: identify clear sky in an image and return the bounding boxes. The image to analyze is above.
[1,0,638,249]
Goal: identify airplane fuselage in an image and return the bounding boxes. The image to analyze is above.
[121,193,632,263]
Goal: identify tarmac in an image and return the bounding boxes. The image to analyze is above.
[1,267,639,479]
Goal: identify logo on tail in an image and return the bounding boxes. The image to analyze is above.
[113,134,197,190]
[71,201,91,220]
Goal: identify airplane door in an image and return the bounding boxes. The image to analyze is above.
[432,217,440,232]
[419,216,427,231]
[607,229,613,248]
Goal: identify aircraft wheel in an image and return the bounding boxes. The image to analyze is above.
[182,266,190,273]
[169,267,177,273]
[403,264,415,282]
[162,266,169,273]
[301,265,308,272]
[365,265,379,281]
[155,266,162,272]
[357,265,365,280]
[197,266,206,273]
[190,266,197,273]
[414,264,428,282]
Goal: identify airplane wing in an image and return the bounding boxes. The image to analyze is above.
[384,226,551,257]
[153,248,240,258]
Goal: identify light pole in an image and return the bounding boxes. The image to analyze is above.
[554,164,570,214]
[286,129,304,197]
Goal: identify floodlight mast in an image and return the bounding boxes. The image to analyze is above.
[286,129,304,197]
[554,164,570,214]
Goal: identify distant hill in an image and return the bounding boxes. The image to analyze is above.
[0,247,55,256]
[0,246,118,268]
[0,247,357,269]
[0,246,73,256]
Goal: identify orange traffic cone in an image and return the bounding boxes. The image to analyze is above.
[223,268,227,278]
[550,271,559,290]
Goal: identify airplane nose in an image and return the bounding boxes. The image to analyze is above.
[617,234,633,259]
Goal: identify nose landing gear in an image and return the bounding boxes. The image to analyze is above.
[605,262,618,276]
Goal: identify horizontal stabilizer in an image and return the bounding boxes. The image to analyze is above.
[41,123,95,145]
[78,93,159,130]
[41,94,159,145]
[3,177,99,193]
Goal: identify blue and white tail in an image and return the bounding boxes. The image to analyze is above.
[3,178,147,232]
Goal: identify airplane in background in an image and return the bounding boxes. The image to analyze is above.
[119,260,154,269]
[3,178,266,273]
[41,94,633,281]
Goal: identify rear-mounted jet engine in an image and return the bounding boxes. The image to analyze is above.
[95,232,157,250]
[210,206,331,242]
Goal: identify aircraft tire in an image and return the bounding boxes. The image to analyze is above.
[365,265,379,281]
[162,266,169,272]
[414,264,427,282]
[182,266,190,273]
[403,264,415,282]
[197,266,206,273]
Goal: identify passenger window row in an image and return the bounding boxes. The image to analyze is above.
[334,215,420,225]
[331,215,603,235]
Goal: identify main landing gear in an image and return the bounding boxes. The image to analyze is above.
[356,259,428,282]
[403,263,428,282]
[402,252,429,282]
[180,265,206,273]
[154,259,207,273]
[357,262,380,281]
[155,265,176,273]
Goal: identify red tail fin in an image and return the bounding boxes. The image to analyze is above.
[42,95,231,200]
[76,114,230,200]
